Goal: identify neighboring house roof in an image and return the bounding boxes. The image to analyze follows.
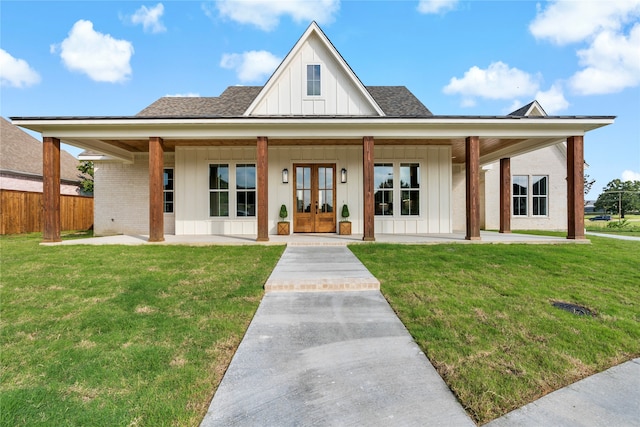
[136,85,432,118]
[509,100,548,117]
[1,117,82,184]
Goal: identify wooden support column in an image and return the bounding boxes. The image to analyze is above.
[256,136,269,242]
[149,137,165,242]
[363,136,375,241]
[499,158,511,233]
[42,137,61,242]
[567,136,585,240]
[465,136,481,240]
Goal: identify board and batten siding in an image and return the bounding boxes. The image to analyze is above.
[175,145,451,236]
[373,146,452,234]
[250,33,378,116]
[175,147,257,235]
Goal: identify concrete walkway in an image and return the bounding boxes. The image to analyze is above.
[201,244,640,426]
[264,246,380,292]
[487,358,640,427]
[200,291,475,427]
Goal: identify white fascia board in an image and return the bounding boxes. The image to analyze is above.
[12,117,615,140]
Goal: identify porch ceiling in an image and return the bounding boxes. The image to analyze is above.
[72,136,563,165]
[11,115,614,164]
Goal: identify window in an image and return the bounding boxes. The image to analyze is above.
[374,164,393,216]
[236,164,256,217]
[307,64,321,96]
[400,163,420,215]
[209,164,229,217]
[532,175,548,216]
[512,175,528,216]
[163,168,174,213]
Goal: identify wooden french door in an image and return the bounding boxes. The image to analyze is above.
[293,164,336,233]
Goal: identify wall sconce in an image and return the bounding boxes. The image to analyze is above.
[341,168,347,184]
[282,168,289,184]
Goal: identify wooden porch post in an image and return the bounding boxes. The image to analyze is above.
[42,137,61,242]
[499,158,511,233]
[465,136,481,240]
[257,136,269,242]
[149,137,165,242]
[362,136,375,241]
[567,136,585,239]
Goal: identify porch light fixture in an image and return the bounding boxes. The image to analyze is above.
[282,168,289,184]
[341,168,347,184]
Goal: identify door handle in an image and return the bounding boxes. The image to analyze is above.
[315,201,318,214]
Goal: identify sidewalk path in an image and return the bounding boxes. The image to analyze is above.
[200,290,474,426]
[586,231,640,241]
[487,358,640,427]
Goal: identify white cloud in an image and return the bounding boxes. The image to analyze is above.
[0,49,41,88]
[569,25,640,95]
[52,20,134,83]
[530,1,640,95]
[417,0,458,14]
[220,50,281,83]
[165,93,200,97]
[443,61,540,104]
[622,170,640,181]
[130,3,166,33]
[211,0,340,31]
[535,84,569,114]
[529,0,640,45]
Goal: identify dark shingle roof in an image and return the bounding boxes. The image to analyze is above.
[366,86,432,116]
[1,117,81,183]
[509,101,535,117]
[136,86,432,117]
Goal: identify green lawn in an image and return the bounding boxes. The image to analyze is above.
[350,237,640,424]
[3,233,639,426]
[0,233,284,427]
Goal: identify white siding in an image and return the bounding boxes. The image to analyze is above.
[174,144,452,236]
[251,33,378,116]
[373,146,452,234]
[175,147,258,235]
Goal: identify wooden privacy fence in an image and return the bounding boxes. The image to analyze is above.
[0,190,93,235]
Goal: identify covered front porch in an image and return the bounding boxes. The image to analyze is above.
[41,230,586,246]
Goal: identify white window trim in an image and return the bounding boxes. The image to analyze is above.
[512,174,549,218]
[305,63,323,98]
[531,175,549,217]
[208,162,257,220]
[163,167,174,214]
[374,161,423,218]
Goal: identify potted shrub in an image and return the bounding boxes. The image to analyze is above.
[277,204,290,235]
[339,204,351,235]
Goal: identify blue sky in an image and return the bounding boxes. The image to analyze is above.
[2,0,639,197]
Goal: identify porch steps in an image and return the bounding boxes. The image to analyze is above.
[264,245,380,293]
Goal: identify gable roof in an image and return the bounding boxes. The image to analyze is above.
[244,22,386,116]
[1,117,81,183]
[509,100,548,117]
[137,85,431,118]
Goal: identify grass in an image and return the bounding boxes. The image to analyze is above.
[350,236,640,424]
[0,233,284,427]
[3,232,639,426]
[585,214,640,237]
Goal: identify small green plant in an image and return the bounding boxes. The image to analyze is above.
[341,204,350,221]
[607,219,629,228]
[279,204,288,221]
